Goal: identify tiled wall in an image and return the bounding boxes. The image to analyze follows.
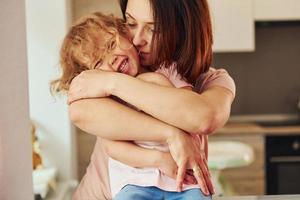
[213,22,300,115]
[72,0,121,20]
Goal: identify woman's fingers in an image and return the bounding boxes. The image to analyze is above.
[176,162,187,192]
[196,155,214,195]
[201,157,215,194]
[192,163,209,196]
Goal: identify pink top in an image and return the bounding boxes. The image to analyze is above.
[72,66,236,200]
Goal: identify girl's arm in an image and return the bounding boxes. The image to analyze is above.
[101,139,178,179]
[69,72,178,142]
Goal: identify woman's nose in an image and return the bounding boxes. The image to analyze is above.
[132,27,147,49]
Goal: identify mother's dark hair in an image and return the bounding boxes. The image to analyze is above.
[119,0,213,84]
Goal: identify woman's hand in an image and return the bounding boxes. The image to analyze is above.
[166,130,214,195]
[68,70,114,104]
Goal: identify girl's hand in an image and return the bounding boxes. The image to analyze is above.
[166,130,214,195]
[156,151,197,185]
[156,151,178,179]
[68,70,114,104]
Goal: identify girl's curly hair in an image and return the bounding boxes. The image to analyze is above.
[51,12,128,94]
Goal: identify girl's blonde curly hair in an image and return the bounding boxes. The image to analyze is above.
[51,12,128,93]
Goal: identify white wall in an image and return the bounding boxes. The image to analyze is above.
[73,0,122,20]
[0,0,33,199]
[25,0,77,181]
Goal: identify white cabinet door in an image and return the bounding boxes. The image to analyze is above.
[208,0,255,52]
[254,0,300,21]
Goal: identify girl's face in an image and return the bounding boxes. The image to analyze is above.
[94,33,140,77]
[125,0,154,68]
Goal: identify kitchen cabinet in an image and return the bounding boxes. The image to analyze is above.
[254,0,300,21]
[210,134,265,195]
[208,0,300,52]
[208,0,255,52]
[212,118,300,195]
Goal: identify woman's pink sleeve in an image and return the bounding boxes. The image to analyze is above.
[195,67,236,97]
[72,138,112,200]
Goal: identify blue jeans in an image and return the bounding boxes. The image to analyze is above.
[113,185,212,200]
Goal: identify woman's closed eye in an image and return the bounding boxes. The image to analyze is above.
[125,15,137,28]
[144,25,155,34]
[125,21,137,28]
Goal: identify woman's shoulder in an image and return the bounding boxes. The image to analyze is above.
[195,67,236,96]
[155,63,193,88]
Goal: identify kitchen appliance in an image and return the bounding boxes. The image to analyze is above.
[265,135,300,194]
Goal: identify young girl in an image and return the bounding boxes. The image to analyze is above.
[52,12,211,200]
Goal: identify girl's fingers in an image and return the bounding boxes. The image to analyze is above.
[68,93,75,104]
[183,173,197,185]
[176,163,187,192]
[67,94,73,104]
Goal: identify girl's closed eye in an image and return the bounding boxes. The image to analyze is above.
[94,59,103,69]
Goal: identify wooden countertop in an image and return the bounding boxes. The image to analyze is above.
[215,122,300,136]
[214,194,300,200]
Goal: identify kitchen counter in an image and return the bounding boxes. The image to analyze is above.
[214,194,300,200]
[215,122,300,136]
[211,115,300,196]
[215,114,300,136]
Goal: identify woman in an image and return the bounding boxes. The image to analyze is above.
[53,11,203,198]
[70,0,235,199]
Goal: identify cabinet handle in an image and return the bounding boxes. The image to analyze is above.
[270,156,300,163]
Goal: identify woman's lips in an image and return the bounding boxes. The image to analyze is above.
[139,52,149,56]
[139,52,150,61]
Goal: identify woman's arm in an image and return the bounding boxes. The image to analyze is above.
[109,73,233,135]
[68,70,234,135]
[69,98,175,141]
[68,72,214,195]
[70,99,212,194]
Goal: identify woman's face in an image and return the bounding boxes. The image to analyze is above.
[125,0,154,67]
[94,33,140,77]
